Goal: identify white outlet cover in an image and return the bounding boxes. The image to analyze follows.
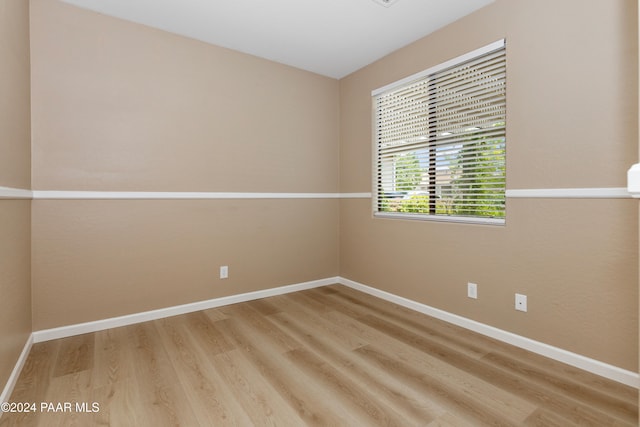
[515,293,527,312]
[220,266,229,279]
[467,282,477,299]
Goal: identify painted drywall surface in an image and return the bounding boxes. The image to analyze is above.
[339,0,639,370]
[0,0,31,393]
[0,202,31,390]
[32,199,338,329]
[0,0,31,189]
[31,0,339,193]
[30,0,340,328]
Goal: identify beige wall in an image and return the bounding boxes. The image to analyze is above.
[30,0,340,329]
[340,0,639,371]
[32,199,338,328]
[0,0,32,392]
[31,1,339,192]
[0,0,31,189]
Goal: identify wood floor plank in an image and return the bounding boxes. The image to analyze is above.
[279,291,333,315]
[481,350,638,424]
[298,288,534,425]
[217,317,364,425]
[244,298,282,316]
[91,378,141,427]
[426,412,481,427]
[183,311,235,355]
[320,296,637,423]
[270,300,369,351]
[9,340,60,402]
[52,334,94,378]
[285,347,409,426]
[355,343,536,426]
[153,314,254,426]
[326,285,638,409]
[201,306,228,322]
[356,312,629,426]
[0,340,63,427]
[2,284,636,426]
[488,343,639,405]
[126,322,201,427]
[40,370,93,427]
[188,310,306,426]
[210,348,306,426]
[268,310,445,425]
[91,326,135,390]
[220,302,300,352]
[523,407,582,427]
[320,308,537,424]
[316,286,492,359]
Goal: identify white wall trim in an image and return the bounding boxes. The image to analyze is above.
[506,187,631,199]
[338,277,640,389]
[32,191,372,200]
[0,334,33,407]
[6,187,632,200]
[3,187,634,200]
[33,277,339,343]
[340,192,372,199]
[0,186,33,199]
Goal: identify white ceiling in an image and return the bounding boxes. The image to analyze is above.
[60,0,494,79]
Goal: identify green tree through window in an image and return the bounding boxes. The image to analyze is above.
[394,153,422,192]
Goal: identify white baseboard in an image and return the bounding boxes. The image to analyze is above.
[19,275,638,391]
[33,277,339,343]
[0,334,34,408]
[338,277,640,389]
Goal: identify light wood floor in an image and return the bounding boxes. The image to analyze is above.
[1,285,637,426]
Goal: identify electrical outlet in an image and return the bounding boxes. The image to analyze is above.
[515,293,527,312]
[467,282,478,299]
[219,265,228,279]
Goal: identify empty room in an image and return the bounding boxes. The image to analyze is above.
[1,0,639,425]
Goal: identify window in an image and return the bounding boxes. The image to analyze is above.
[373,40,506,225]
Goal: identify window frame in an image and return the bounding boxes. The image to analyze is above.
[372,39,506,226]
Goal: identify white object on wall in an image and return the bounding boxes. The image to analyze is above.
[627,163,640,198]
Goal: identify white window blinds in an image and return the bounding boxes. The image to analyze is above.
[373,40,506,224]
